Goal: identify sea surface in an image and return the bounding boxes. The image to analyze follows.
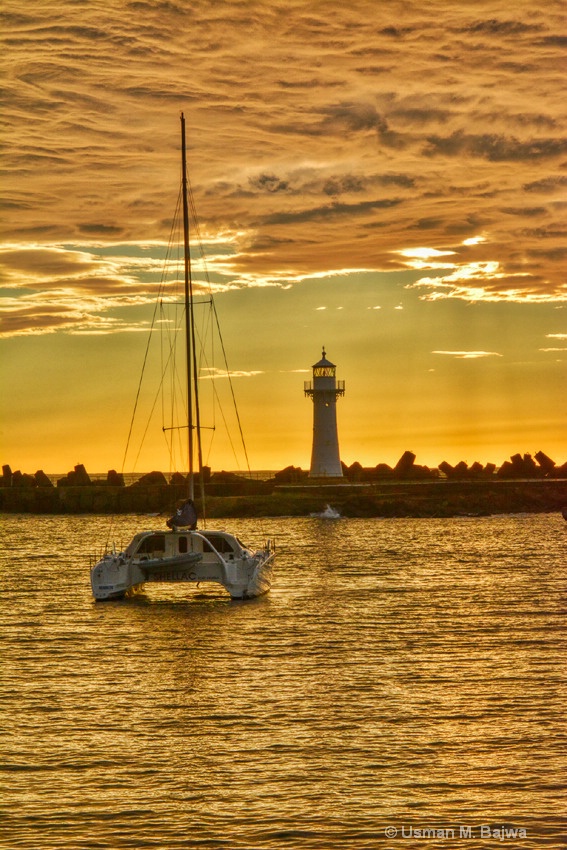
[1,512,565,849]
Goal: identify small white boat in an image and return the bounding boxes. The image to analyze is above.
[310,504,341,519]
[90,114,275,601]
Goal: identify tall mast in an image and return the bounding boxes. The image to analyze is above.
[180,112,194,500]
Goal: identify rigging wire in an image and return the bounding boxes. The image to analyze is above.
[120,191,183,474]
[103,199,183,550]
[187,181,253,475]
[105,151,260,549]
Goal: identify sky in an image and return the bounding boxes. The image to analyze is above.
[1,0,566,475]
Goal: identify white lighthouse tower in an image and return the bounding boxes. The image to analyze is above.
[304,347,345,478]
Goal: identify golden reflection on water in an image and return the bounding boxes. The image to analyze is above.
[1,513,565,848]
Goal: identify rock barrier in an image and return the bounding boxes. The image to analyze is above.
[1,452,566,515]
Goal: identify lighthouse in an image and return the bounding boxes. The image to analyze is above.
[304,347,345,478]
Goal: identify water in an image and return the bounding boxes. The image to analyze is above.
[1,513,565,849]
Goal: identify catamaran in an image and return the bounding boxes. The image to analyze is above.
[90,114,275,601]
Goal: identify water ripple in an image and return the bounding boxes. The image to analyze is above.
[1,513,565,849]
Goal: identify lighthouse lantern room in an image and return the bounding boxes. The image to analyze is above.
[304,347,345,478]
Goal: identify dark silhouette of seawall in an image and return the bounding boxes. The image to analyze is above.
[1,452,566,517]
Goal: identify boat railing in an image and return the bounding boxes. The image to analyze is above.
[190,531,230,580]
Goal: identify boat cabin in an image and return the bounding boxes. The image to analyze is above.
[124,530,247,562]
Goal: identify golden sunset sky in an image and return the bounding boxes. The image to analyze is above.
[1,0,566,474]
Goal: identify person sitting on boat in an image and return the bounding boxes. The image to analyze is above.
[166,498,198,530]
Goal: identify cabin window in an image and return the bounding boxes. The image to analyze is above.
[137,534,166,554]
[178,537,188,554]
[204,534,236,554]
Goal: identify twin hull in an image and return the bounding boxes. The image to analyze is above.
[91,529,274,601]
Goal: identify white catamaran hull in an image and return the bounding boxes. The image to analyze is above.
[91,529,274,601]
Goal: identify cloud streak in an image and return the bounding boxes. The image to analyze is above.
[432,350,503,360]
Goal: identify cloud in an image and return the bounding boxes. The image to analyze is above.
[397,247,456,260]
[433,350,503,359]
[406,250,567,304]
[0,246,101,281]
[461,19,540,36]
[0,239,292,336]
[0,244,176,335]
[2,0,566,335]
[423,131,567,162]
[523,176,567,193]
[0,294,148,338]
[317,101,390,136]
[248,174,290,193]
[200,367,264,380]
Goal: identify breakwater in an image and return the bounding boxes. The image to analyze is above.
[2,452,566,517]
[1,476,565,518]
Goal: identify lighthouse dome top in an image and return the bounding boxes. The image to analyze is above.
[313,346,335,369]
